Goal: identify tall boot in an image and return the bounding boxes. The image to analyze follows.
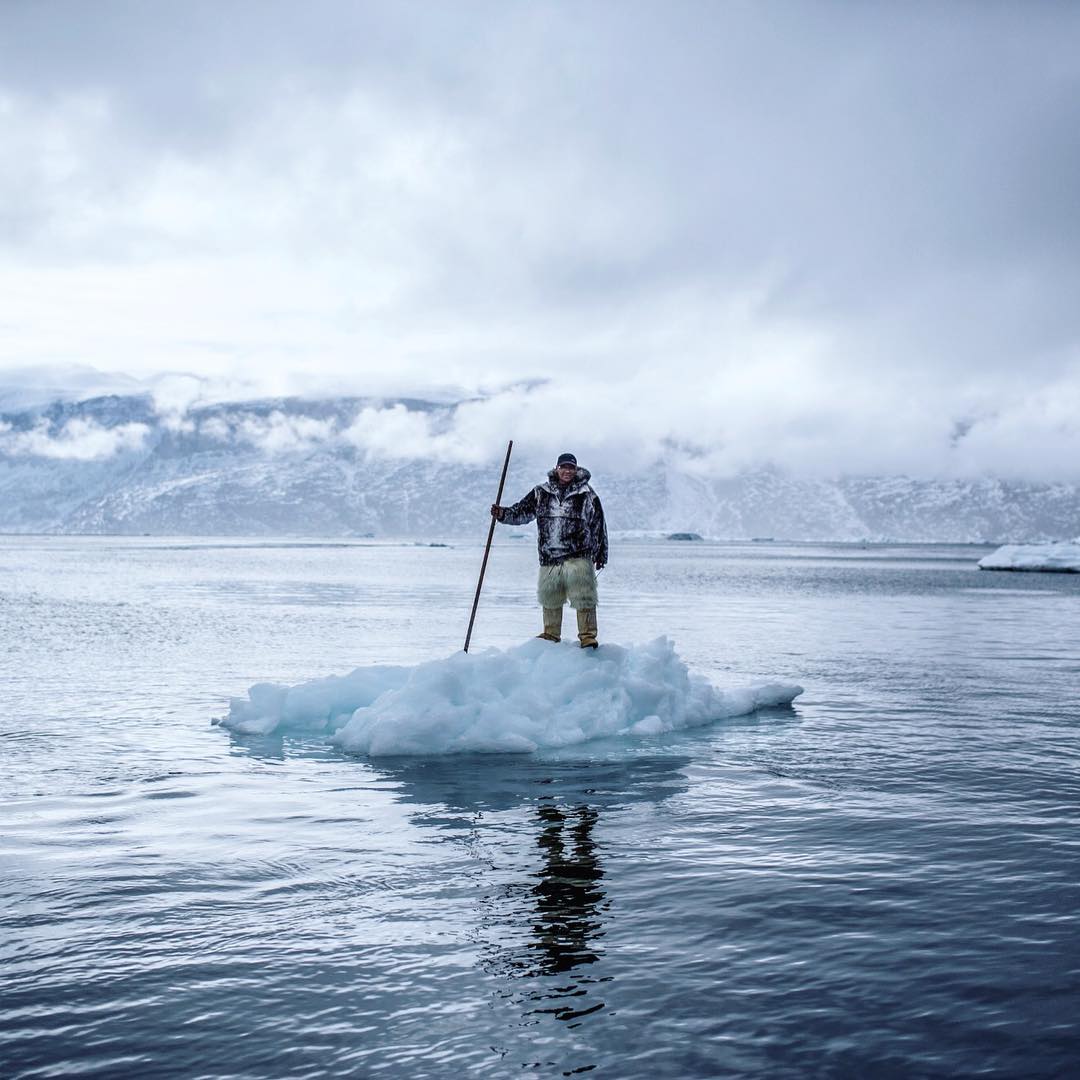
[537,607,562,642]
[576,607,598,649]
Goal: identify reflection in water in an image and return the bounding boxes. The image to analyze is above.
[478,793,614,1063]
[223,741,687,1070]
[369,754,690,817]
[529,802,605,979]
[367,753,691,1062]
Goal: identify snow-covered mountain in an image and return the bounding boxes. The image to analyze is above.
[1,393,1077,542]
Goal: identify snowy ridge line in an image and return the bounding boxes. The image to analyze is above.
[216,637,804,755]
[978,538,1080,573]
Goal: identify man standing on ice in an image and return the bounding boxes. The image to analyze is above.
[491,452,608,649]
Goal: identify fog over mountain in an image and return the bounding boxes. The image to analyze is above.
[2,392,1077,543]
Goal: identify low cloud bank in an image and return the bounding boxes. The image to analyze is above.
[2,372,1079,482]
[197,373,1080,482]
[0,416,150,460]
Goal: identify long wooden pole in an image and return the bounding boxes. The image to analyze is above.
[464,439,513,653]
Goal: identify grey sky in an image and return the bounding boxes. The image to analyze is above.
[2,1,1079,478]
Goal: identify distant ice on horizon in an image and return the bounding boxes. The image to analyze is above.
[978,539,1080,573]
[217,637,804,755]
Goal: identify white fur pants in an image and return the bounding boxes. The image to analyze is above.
[537,558,597,610]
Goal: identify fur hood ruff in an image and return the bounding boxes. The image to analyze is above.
[541,465,592,495]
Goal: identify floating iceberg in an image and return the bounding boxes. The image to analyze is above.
[978,539,1080,573]
[218,637,803,755]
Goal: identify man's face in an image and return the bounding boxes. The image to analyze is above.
[556,463,576,482]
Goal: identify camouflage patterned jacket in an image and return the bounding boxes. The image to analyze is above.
[501,466,608,568]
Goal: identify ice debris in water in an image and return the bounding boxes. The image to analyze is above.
[218,637,803,756]
[978,538,1080,573]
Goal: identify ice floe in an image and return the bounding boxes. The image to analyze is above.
[978,539,1080,573]
[217,637,803,755]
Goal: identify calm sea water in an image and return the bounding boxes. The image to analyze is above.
[2,536,1079,1078]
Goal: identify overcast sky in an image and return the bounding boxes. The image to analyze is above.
[2,1,1079,479]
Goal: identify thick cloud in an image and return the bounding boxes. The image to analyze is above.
[0,416,150,459]
[1,1,1079,478]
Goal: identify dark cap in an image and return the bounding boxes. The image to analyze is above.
[556,452,577,467]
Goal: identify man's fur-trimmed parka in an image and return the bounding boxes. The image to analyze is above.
[502,466,608,568]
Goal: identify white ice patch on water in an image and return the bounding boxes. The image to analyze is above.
[978,538,1080,573]
[217,638,803,755]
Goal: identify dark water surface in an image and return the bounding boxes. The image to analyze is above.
[2,537,1079,1077]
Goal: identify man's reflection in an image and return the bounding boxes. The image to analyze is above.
[354,754,690,1042]
[485,797,612,1036]
[529,802,606,976]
